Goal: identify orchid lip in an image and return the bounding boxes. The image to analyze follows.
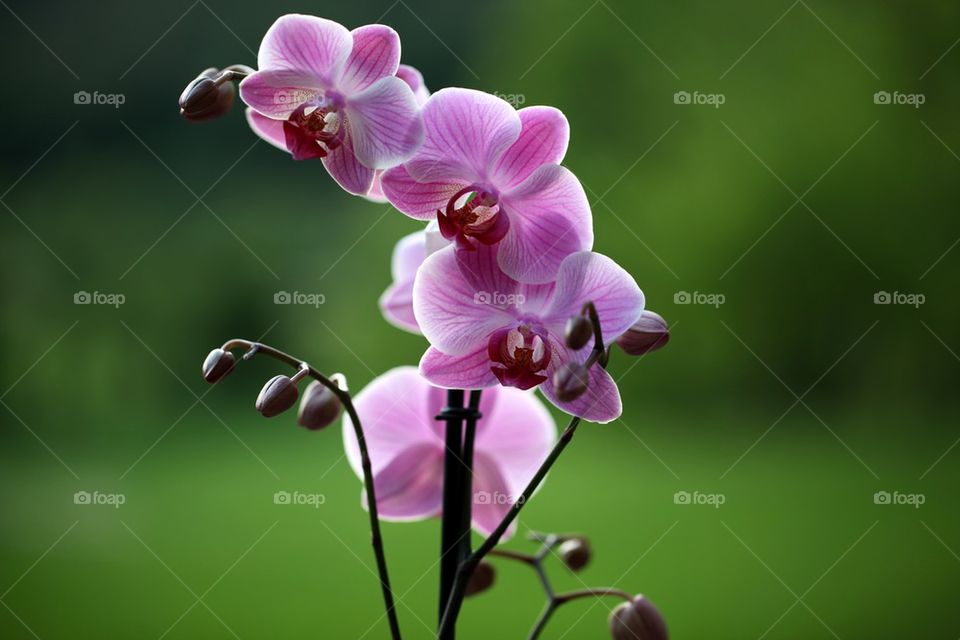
[437,186,510,250]
[283,103,344,160]
[488,325,552,391]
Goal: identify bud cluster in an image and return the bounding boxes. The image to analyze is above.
[201,346,341,431]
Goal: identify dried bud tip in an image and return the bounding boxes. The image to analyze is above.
[255,375,299,418]
[202,348,236,384]
[558,536,591,571]
[297,381,342,431]
[609,595,668,640]
[552,363,589,402]
[565,314,594,350]
[464,561,495,597]
[179,68,235,122]
[615,310,670,357]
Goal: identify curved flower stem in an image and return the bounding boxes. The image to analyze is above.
[527,589,632,640]
[219,339,402,640]
[437,416,581,636]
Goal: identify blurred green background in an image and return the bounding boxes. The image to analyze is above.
[2,0,959,637]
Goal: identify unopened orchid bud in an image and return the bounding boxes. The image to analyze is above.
[256,375,299,418]
[296,381,341,431]
[565,315,594,350]
[179,69,235,121]
[558,536,591,571]
[609,595,668,640]
[552,363,589,402]
[615,311,670,357]
[465,561,495,597]
[202,348,236,383]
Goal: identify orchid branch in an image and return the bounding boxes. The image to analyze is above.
[217,339,402,640]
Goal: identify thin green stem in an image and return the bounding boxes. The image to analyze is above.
[219,339,401,640]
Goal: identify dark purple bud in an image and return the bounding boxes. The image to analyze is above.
[558,536,591,571]
[296,381,342,431]
[256,375,299,418]
[465,561,495,597]
[179,68,235,121]
[615,310,670,356]
[202,348,236,383]
[609,595,668,640]
[565,314,594,350]
[552,363,589,402]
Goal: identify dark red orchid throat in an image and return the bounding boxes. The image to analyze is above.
[437,187,509,251]
[283,104,344,161]
[488,326,552,390]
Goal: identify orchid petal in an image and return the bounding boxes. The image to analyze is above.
[381,165,464,221]
[345,76,425,169]
[366,443,444,520]
[405,88,521,184]
[419,345,499,389]
[498,164,593,284]
[338,24,401,94]
[475,387,556,498]
[239,70,323,119]
[413,245,516,355]
[257,14,351,81]
[396,64,430,105]
[245,108,288,152]
[471,452,517,538]
[379,231,427,333]
[343,367,440,477]
[492,106,569,191]
[540,340,623,423]
[321,131,376,195]
[544,252,645,344]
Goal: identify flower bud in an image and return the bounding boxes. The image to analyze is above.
[552,363,589,402]
[609,595,668,640]
[464,560,495,597]
[296,381,342,431]
[558,536,591,571]
[565,314,594,350]
[179,69,235,121]
[615,311,670,356]
[202,348,236,383]
[255,375,299,418]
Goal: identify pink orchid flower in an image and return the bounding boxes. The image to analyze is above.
[240,15,425,195]
[381,88,593,284]
[413,245,644,423]
[343,367,556,536]
[378,223,446,333]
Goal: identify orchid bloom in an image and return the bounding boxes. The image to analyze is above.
[381,88,593,284]
[378,223,446,333]
[413,244,644,423]
[240,15,425,195]
[343,367,556,536]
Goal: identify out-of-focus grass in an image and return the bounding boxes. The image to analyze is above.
[2,408,957,639]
